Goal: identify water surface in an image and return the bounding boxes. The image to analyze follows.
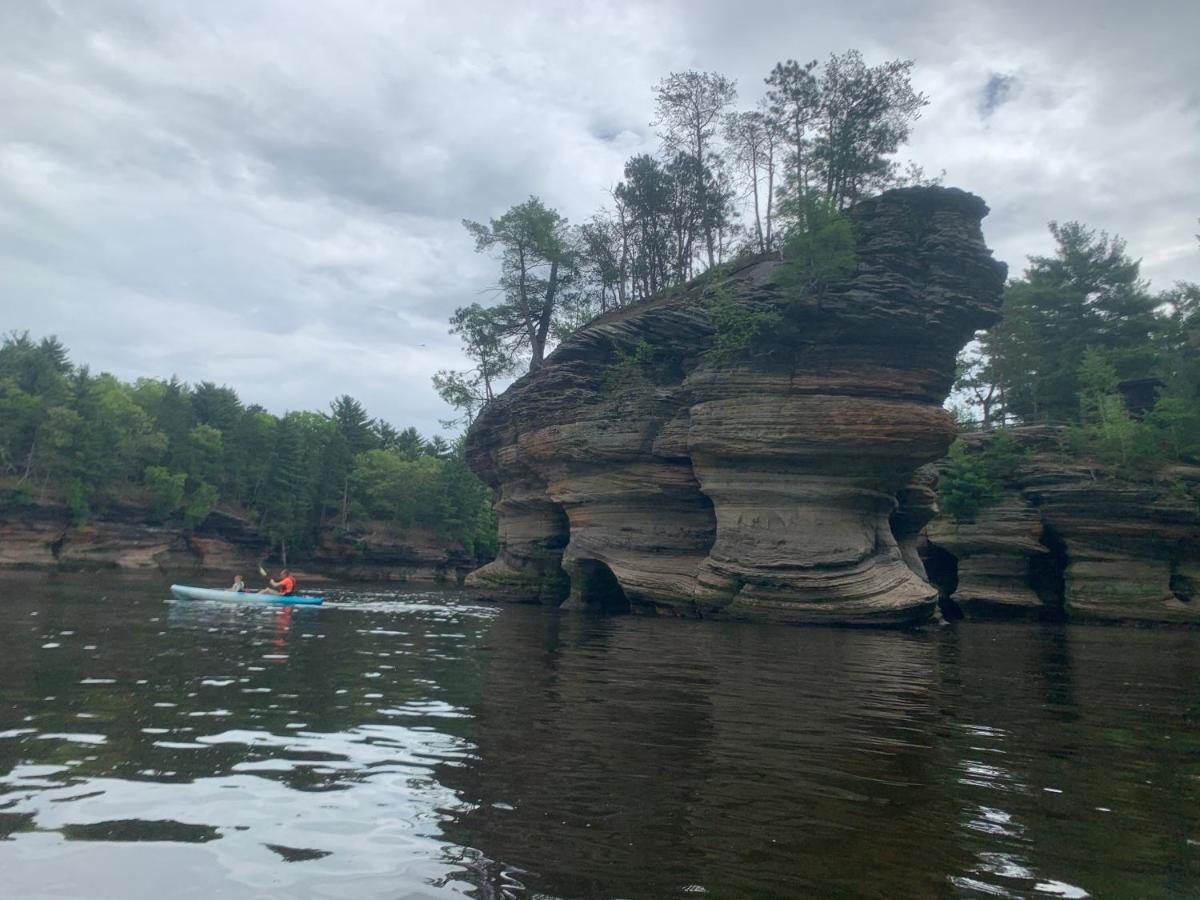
[0,574,1197,898]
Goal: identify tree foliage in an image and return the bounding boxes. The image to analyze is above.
[954,224,1200,481]
[462,197,576,373]
[434,303,520,427]
[0,334,497,563]
[767,52,928,221]
[938,431,1027,521]
[653,70,738,268]
[438,51,931,422]
[981,222,1160,424]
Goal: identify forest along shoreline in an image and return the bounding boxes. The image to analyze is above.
[0,336,495,585]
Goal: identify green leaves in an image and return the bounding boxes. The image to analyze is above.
[184,483,219,528]
[0,332,499,564]
[938,432,1027,522]
[767,52,927,217]
[143,466,187,520]
[435,303,520,426]
[981,221,1161,425]
[775,197,856,298]
[704,292,783,364]
[348,447,494,553]
[461,197,575,373]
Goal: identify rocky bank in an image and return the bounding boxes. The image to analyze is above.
[0,498,476,584]
[464,186,1008,625]
[922,427,1200,624]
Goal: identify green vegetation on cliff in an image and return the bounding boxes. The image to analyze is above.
[956,223,1200,444]
[946,221,1200,516]
[438,50,931,423]
[938,431,1028,522]
[0,333,497,561]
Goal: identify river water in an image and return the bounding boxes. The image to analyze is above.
[0,574,1197,899]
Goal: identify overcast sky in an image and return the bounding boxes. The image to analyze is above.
[2,0,1197,436]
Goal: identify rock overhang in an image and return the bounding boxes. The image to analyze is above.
[464,186,1006,625]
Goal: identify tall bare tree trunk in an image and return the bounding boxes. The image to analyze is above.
[20,438,36,484]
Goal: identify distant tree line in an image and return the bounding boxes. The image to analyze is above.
[435,50,933,423]
[0,335,497,562]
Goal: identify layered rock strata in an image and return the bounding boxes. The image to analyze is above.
[0,500,475,583]
[922,428,1200,624]
[465,186,1007,625]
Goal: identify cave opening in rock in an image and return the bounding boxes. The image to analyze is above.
[1170,559,1195,603]
[572,559,631,613]
[1030,524,1068,620]
[544,501,571,551]
[922,542,963,620]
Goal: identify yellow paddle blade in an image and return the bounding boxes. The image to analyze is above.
[258,564,268,577]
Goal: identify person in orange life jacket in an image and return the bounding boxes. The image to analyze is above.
[258,569,296,596]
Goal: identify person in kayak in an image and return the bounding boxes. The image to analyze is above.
[228,574,246,593]
[259,569,296,596]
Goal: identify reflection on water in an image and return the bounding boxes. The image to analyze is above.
[0,573,1197,898]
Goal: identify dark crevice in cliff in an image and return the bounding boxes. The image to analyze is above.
[922,542,963,620]
[543,502,571,551]
[1030,523,1068,620]
[690,477,718,559]
[569,560,630,613]
[1169,558,1194,602]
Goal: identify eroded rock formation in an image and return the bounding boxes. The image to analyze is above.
[923,427,1200,624]
[465,186,1006,625]
[0,500,477,583]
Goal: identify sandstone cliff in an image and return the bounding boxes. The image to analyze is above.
[0,499,477,584]
[922,427,1200,624]
[464,186,1007,625]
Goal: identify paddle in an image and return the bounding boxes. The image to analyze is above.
[256,563,271,593]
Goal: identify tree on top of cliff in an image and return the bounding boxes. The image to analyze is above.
[767,51,928,224]
[191,381,244,434]
[0,332,73,480]
[1156,280,1200,394]
[612,153,722,296]
[329,395,376,455]
[323,394,378,527]
[434,303,521,427]
[776,196,857,302]
[764,58,819,220]
[435,51,931,430]
[813,52,929,209]
[653,70,738,269]
[723,108,780,254]
[982,222,1159,423]
[462,197,578,373]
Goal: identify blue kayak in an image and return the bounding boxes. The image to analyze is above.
[169,584,323,606]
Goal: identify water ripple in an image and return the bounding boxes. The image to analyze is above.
[0,577,1197,898]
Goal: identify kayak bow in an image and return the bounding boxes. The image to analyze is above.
[169,584,323,605]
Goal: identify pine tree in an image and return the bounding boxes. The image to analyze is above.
[982,222,1158,424]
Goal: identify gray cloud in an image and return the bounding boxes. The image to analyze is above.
[1,0,1198,436]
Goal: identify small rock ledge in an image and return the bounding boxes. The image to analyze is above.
[922,427,1200,625]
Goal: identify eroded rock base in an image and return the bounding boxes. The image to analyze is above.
[465,187,1006,626]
